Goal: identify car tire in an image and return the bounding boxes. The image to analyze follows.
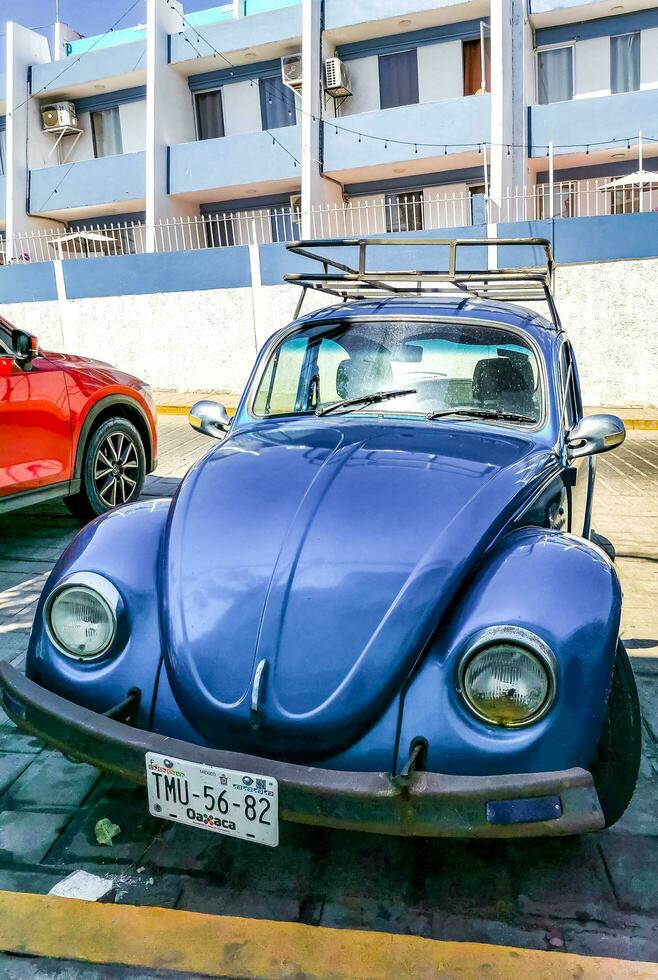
[65,417,146,521]
[591,531,616,562]
[589,640,642,828]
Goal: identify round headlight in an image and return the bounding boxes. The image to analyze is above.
[47,582,117,659]
[459,630,556,727]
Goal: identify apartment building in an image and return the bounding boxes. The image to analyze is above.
[1,0,658,260]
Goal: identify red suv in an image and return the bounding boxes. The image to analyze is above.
[0,316,157,520]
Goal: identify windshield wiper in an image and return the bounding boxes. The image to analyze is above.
[317,387,417,417]
[426,407,537,424]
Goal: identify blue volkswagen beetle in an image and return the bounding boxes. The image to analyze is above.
[0,239,641,847]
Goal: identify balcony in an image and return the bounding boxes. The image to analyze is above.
[169,3,301,67]
[29,152,145,218]
[528,0,611,21]
[325,0,488,34]
[530,89,658,157]
[168,127,301,201]
[323,95,491,179]
[31,41,146,98]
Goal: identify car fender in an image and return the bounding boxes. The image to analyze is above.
[69,390,157,477]
[26,499,170,728]
[397,527,621,777]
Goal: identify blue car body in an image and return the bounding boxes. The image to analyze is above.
[1,291,631,839]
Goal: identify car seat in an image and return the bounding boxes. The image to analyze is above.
[472,357,535,416]
[336,358,393,400]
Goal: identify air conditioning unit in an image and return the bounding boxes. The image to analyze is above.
[41,102,78,132]
[281,54,303,94]
[324,58,351,97]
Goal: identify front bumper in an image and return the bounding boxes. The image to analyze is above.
[0,664,604,838]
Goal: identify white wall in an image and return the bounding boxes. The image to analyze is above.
[3,256,655,405]
[640,28,658,90]
[418,41,462,102]
[342,42,464,117]
[341,56,379,115]
[5,23,63,249]
[574,37,609,99]
[120,100,147,153]
[33,101,147,168]
[222,81,262,136]
[145,0,198,237]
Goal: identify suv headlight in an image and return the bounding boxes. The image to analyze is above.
[458,626,557,727]
[45,573,120,660]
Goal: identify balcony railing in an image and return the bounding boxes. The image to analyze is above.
[2,179,656,265]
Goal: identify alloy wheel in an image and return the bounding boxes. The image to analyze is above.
[93,431,140,508]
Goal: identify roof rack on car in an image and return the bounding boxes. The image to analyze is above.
[285,237,560,328]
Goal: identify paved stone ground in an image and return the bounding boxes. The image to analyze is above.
[0,420,656,966]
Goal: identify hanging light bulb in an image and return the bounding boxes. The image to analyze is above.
[444,145,447,155]
[507,144,511,156]
[414,143,418,154]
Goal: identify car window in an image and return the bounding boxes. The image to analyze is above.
[252,320,543,424]
[559,342,579,429]
[0,329,11,356]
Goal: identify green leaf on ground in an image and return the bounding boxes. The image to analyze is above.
[94,818,121,846]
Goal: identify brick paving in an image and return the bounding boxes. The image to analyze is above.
[0,420,656,964]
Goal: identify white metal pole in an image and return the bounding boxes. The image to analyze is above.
[480,20,487,91]
[548,141,554,219]
[639,130,644,212]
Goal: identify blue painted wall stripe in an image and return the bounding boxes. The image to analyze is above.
[3,213,658,305]
[0,262,58,304]
[74,86,147,115]
[188,59,280,92]
[536,8,658,46]
[336,18,486,61]
[62,247,252,299]
[344,166,488,196]
[201,192,293,212]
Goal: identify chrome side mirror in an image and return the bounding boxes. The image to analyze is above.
[567,414,625,461]
[188,400,231,440]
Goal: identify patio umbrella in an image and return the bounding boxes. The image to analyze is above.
[601,170,658,189]
[47,230,122,259]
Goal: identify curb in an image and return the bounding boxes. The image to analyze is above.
[158,405,237,417]
[156,405,658,429]
[0,891,655,979]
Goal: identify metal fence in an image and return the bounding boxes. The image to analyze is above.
[1,178,656,265]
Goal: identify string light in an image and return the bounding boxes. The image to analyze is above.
[171,9,658,164]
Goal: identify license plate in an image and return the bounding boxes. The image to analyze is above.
[145,752,279,847]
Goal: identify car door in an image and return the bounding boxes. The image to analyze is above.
[0,322,73,498]
[559,340,591,537]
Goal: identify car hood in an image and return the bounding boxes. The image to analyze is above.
[162,419,556,757]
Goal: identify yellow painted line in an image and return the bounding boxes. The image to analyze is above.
[0,891,655,979]
[157,405,658,429]
[157,405,237,417]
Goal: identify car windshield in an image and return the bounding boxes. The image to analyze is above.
[252,319,542,425]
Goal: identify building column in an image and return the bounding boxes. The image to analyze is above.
[53,23,82,61]
[145,0,198,252]
[489,0,527,222]
[5,23,63,259]
[300,0,343,238]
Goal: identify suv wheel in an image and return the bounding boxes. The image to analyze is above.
[66,417,146,521]
[589,640,642,827]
